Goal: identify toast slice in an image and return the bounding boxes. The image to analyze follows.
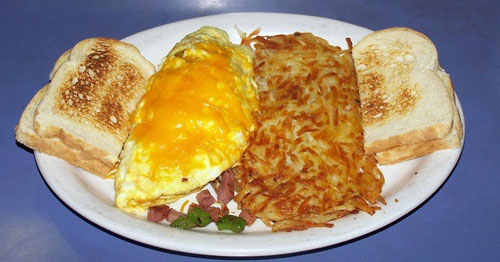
[15,85,110,175]
[375,68,463,164]
[353,28,454,154]
[22,38,154,176]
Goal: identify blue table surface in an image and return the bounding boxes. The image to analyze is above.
[1,0,499,261]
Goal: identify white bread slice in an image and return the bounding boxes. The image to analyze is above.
[375,68,463,164]
[16,85,111,175]
[32,38,155,173]
[353,28,454,154]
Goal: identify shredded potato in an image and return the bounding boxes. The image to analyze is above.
[234,33,385,232]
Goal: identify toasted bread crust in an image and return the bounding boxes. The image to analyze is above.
[376,106,462,164]
[20,133,111,176]
[437,67,464,144]
[16,85,111,176]
[376,137,454,165]
[31,124,115,168]
[365,122,451,154]
[375,68,463,164]
[49,49,71,80]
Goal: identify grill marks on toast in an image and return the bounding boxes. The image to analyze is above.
[18,38,154,177]
[57,39,146,138]
[58,42,112,119]
[357,46,420,126]
[58,40,115,121]
[96,63,143,137]
[353,27,456,157]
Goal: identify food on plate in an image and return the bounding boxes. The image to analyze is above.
[145,171,255,232]
[17,22,463,235]
[234,32,385,232]
[16,38,155,176]
[113,27,259,215]
[211,168,236,205]
[16,85,111,174]
[352,27,462,163]
[170,207,213,229]
[375,69,463,164]
[215,215,246,233]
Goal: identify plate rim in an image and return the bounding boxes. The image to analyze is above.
[34,12,465,257]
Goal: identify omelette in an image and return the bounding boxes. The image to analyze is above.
[114,27,258,215]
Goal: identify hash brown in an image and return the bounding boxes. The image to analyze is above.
[234,32,385,232]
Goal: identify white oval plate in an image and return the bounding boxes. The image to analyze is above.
[35,12,464,257]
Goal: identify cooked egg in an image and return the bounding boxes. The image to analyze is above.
[114,27,258,215]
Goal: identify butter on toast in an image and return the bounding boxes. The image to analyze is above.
[353,28,454,154]
[375,68,463,164]
[20,38,154,176]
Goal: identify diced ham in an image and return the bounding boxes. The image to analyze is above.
[206,206,221,222]
[196,189,216,209]
[217,169,234,205]
[239,210,257,226]
[220,204,229,217]
[166,209,183,222]
[188,203,200,211]
[147,205,170,222]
